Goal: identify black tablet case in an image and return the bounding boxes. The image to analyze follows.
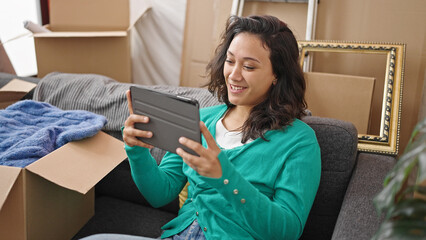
[130,86,201,155]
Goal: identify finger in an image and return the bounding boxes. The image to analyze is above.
[124,114,149,127]
[176,147,198,169]
[123,127,154,148]
[179,137,205,156]
[126,90,134,115]
[123,127,153,139]
[199,122,219,150]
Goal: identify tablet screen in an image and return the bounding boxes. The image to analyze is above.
[130,86,201,155]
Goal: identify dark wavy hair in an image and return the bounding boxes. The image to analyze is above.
[206,15,307,143]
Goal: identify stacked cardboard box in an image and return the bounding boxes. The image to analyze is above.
[34,0,151,83]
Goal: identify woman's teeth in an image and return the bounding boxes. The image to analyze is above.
[231,85,245,90]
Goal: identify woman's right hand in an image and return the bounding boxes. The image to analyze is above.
[122,90,154,148]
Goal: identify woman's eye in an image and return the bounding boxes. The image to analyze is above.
[225,59,234,64]
[244,65,255,70]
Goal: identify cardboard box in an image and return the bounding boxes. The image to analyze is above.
[34,0,151,83]
[304,72,375,134]
[0,90,127,240]
[0,79,37,109]
[0,130,126,240]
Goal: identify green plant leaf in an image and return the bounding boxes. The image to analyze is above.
[372,220,426,240]
[404,117,426,153]
[373,117,426,240]
[377,137,426,211]
[383,122,425,187]
[418,150,426,183]
[375,159,418,213]
[383,142,422,186]
[374,178,402,214]
[387,198,426,220]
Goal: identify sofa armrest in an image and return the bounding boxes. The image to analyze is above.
[331,152,396,240]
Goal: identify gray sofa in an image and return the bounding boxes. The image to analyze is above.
[30,72,396,240]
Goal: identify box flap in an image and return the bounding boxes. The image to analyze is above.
[26,131,127,194]
[34,31,128,38]
[0,79,37,109]
[0,78,36,92]
[0,166,22,211]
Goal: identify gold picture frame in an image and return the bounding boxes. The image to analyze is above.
[298,40,406,155]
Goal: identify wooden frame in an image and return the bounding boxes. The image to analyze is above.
[298,40,406,155]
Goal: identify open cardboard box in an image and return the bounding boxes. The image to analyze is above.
[0,79,37,109]
[0,85,127,239]
[34,0,151,83]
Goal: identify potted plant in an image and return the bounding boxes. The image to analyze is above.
[372,117,426,239]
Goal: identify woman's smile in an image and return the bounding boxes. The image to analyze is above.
[229,84,247,93]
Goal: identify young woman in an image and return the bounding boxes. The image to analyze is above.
[89,15,321,240]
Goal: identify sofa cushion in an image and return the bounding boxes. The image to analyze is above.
[300,116,358,240]
[72,196,177,239]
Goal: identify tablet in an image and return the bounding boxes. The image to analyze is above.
[130,86,201,155]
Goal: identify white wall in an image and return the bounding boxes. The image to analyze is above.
[0,0,40,76]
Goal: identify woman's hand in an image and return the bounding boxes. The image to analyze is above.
[176,122,222,178]
[122,90,154,148]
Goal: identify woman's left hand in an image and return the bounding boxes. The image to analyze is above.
[176,121,222,178]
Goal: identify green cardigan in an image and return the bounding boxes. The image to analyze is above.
[125,104,321,240]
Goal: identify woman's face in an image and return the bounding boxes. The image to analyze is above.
[223,32,276,108]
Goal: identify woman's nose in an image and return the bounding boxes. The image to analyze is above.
[229,66,242,81]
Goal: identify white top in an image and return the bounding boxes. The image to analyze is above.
[215,116,253,149]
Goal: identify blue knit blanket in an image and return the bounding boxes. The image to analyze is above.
[0,100,107,167]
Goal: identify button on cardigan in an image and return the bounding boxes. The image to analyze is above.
[125,104,321,240]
